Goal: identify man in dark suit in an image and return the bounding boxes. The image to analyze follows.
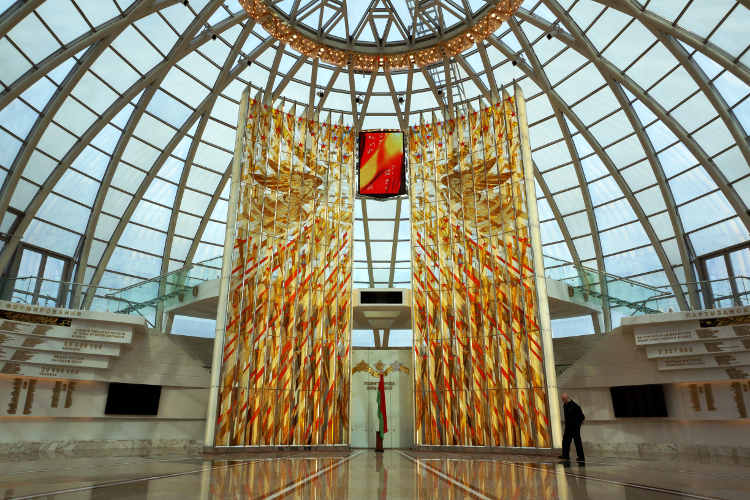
[559,393,585,463]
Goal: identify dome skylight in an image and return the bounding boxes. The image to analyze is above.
[243,0,523,69]
[0,0,747,333]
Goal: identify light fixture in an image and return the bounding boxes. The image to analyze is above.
[239,0,523,71]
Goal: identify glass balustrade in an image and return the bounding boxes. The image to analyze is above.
[2,254,747,330]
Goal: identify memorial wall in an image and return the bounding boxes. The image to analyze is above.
[408,86,555,448]
[0,301,210,453]
[212,96,355,447]
[556,307,750,457]
[208,86,559,449]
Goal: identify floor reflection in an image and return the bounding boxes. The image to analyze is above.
[374,452,388,500]
[0,449,746,499]
[206,455,351,499]
[408,454,559,499]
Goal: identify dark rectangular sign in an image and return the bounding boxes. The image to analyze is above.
[360,290,403,305]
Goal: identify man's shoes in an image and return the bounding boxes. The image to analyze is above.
[558,456,569,460]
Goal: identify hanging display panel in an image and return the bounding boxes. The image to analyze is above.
[214,97,354,446]
[409,86,553,447]
[358,130,407,197]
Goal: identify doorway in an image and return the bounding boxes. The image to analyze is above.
[350,348,413,449]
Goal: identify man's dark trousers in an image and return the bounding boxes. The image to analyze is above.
[562,423,584,461]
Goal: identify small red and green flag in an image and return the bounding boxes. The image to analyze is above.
[377,373,388,439]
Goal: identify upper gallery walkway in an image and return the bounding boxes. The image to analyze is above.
[2,254,748,334]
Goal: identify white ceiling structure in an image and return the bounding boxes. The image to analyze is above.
[0,0,749,334]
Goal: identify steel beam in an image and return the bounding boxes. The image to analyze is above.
[361,199,375,287]
[489,30,680,324]
[594,0,750,87]
[356,72,377,132]
[0,4,248,279]
[315,66,341,115]
[0,0,44,41]
[154,22,254,326]
[306,57,319,120]
[84,54,258,305]
[534,166,585,274]
[0,37,115,246]
[388,199,402,287]
[0,0,183,110]
[70,1,226,307]
[541,0,692,310]
[403,65,414,123]
[347,67,360,128]
[454,54,491,101]
[442,57,455,120]
[509,18,612,329]
[420,65,448,119]
[384,70,408,131]
[476,41,500,102]
[184,165,231,266]
[263,42,286,104]
[272,54,306,102]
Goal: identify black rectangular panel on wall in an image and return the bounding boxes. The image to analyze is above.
[610,384,668,418]
[105,383,162,416]
[360,290,403,304]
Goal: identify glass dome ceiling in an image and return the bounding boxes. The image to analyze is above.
[0,0,748,326]
[269,0,491,45]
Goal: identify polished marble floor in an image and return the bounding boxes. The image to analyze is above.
[0,449,747,499]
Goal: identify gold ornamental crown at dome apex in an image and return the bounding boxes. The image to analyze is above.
[239,0,523,72]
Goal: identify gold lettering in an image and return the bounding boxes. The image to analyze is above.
[65,382,75,408]
[51,381,62,408]
[23,379,36,415]
[7,378,21,414]
[731,382,746,418]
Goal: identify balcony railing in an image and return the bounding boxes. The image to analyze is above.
[2,254,748,330]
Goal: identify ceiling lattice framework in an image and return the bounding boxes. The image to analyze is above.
[0,0,747,335]
[243,0,524,70]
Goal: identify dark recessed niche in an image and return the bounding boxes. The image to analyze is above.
[610,384,667,418]
[104,382,162,416]
[360,290,403,304]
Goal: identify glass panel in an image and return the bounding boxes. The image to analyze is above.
[352,329,375,347]
[17,248,42,278]
[38,256,65,306]
[388,329,412,347]
[171,315,216,338]
[730,248,750,277]
[551,315,595,338]
[705,255,732,304]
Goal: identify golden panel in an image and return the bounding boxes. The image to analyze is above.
[409,90,551,447]
[215,100,354,446]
